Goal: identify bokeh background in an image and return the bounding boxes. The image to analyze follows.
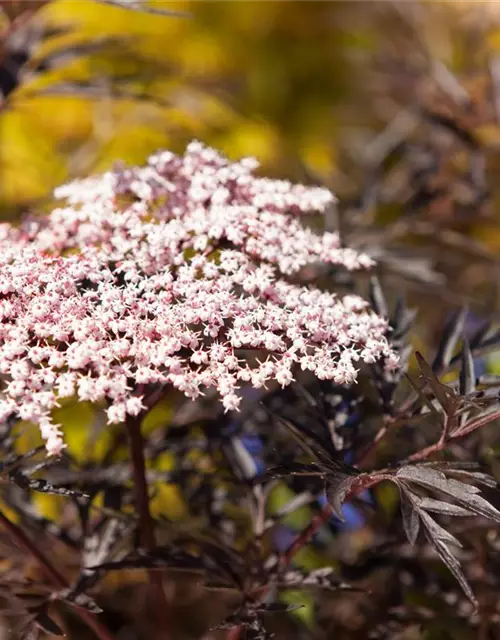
[4,1,500,638]
[3,0,500,322]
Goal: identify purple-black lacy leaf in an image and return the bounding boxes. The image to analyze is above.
[58,520,130,608]
[210,611,274,639]
[83,518,131,568]
[88,547,204,574]
[415,352,456,413]
[459,338,475,397]
[416,462,498,488]
[30,606,64,636]
[4,487,79,547]
[417,497,475,517]
[454,324,500,365]
[9,470,89,498]
[192,540,246,588]
[0,447,45,474]
[56,589,102,613]
[418,511,476,606]
[325,473,359,521]
[254,602,303,614]
[369,276,389,319]
[432,308,467,373]
[390,296,417,341]
[403,372,442,420]
[255,462,325,483]
[396,465,500,523]
[277,567,361,592]
[270,412,341,471]
[396,463,499,604]
[399,489,420,545]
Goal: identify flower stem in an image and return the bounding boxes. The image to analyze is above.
[0,510,116,640]
[125,414,171,635]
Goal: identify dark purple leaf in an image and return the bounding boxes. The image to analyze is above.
[369,276,388,319]
[418,497,475,517]
[419,511,476,606]
[432,308,467,373]
[459,338,475,397]
[255,602,303,614]
[399,489,420,545]
[31,606,64,636]
[396,466,500,523]
[325,473,359,521]
[415,352,455,413]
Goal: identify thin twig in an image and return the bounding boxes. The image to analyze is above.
[0,510,116,640]
[406,407,500,463]
[280,505,332,567]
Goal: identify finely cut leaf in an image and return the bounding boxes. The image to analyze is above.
[325,474,359,521]
[369,276,388,319]
[397,466,500,523]
[390,295,417,340]
[404,372,441,419]
[419,511,463,548]
[279,567,360,592]
[256,602,304,614]
[31,607,64,636]
[58,590,102,614]
[444,469,498,488]
[432,308,467,372]
[459,338,475,397]
[89,548,204,574]
[422,463,499,488]
[418,497,475,517]
[399,489,420,545]
[419,511,476,606]
[415,352,455,412]
[256,462,325,483]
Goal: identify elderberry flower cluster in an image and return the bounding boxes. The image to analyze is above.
[0,142,397,454]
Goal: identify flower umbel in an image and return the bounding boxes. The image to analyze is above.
[0,142,395,454]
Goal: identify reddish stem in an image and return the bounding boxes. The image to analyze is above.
[125,414,171,635]
[281,505,332,567]
[407,407,500,463]
[0,510,116,640]
[227,625,243,640]
[126,415,157,550]
[453,407,500,439]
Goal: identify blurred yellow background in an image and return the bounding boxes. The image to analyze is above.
[3,1,500,319]
[3,0,495,212]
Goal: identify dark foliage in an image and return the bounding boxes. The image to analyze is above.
[0,274,500,640]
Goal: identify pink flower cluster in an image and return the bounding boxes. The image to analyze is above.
[0,142,396,454]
